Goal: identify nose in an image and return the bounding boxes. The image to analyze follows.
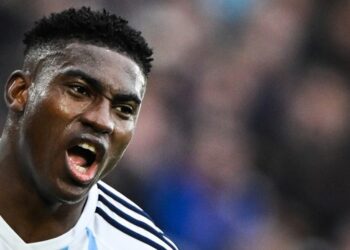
[80,98,114,134]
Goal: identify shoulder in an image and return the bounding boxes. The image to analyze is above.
[93,181,178,250]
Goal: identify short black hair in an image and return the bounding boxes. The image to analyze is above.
[23,7,153,76]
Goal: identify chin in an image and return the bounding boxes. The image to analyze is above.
[38,180,92,205]
[57,189,90,205]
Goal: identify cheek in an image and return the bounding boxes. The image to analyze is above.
[27,88,76,119]
[51,90,88,118]
[100,129,133,179]
[102,123,134,170]
[20,89,84,158]
[113,123,134,154]
[21,96,65,151]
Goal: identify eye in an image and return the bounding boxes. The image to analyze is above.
[114,104,136,119]
[68,84,90,97]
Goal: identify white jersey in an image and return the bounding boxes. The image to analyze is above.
[0,181,178,250]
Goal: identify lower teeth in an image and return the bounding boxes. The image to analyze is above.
[75,165,87,174]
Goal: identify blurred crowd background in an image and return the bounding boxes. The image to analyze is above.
[1,0,350,249]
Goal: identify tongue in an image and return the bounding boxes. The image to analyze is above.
[68,154,87,167]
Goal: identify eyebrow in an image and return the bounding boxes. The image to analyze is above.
[61,68,142,104]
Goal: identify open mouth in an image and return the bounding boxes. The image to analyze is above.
[66,142,99,184]
[67,143,96,168]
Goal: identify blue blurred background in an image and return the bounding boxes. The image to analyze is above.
[1,0,350,249]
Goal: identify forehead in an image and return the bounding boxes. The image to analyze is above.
[45,43,146,92]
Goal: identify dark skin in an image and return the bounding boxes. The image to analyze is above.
[0,43,146,242]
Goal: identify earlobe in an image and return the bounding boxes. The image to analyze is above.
[4,70,31,112]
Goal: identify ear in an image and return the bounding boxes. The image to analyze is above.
[4,70,31,112]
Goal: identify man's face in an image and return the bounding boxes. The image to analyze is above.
[18,43,146,204]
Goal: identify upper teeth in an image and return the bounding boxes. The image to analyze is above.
[79,143,96,153]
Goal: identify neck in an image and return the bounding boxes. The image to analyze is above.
[0,135,86,243]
